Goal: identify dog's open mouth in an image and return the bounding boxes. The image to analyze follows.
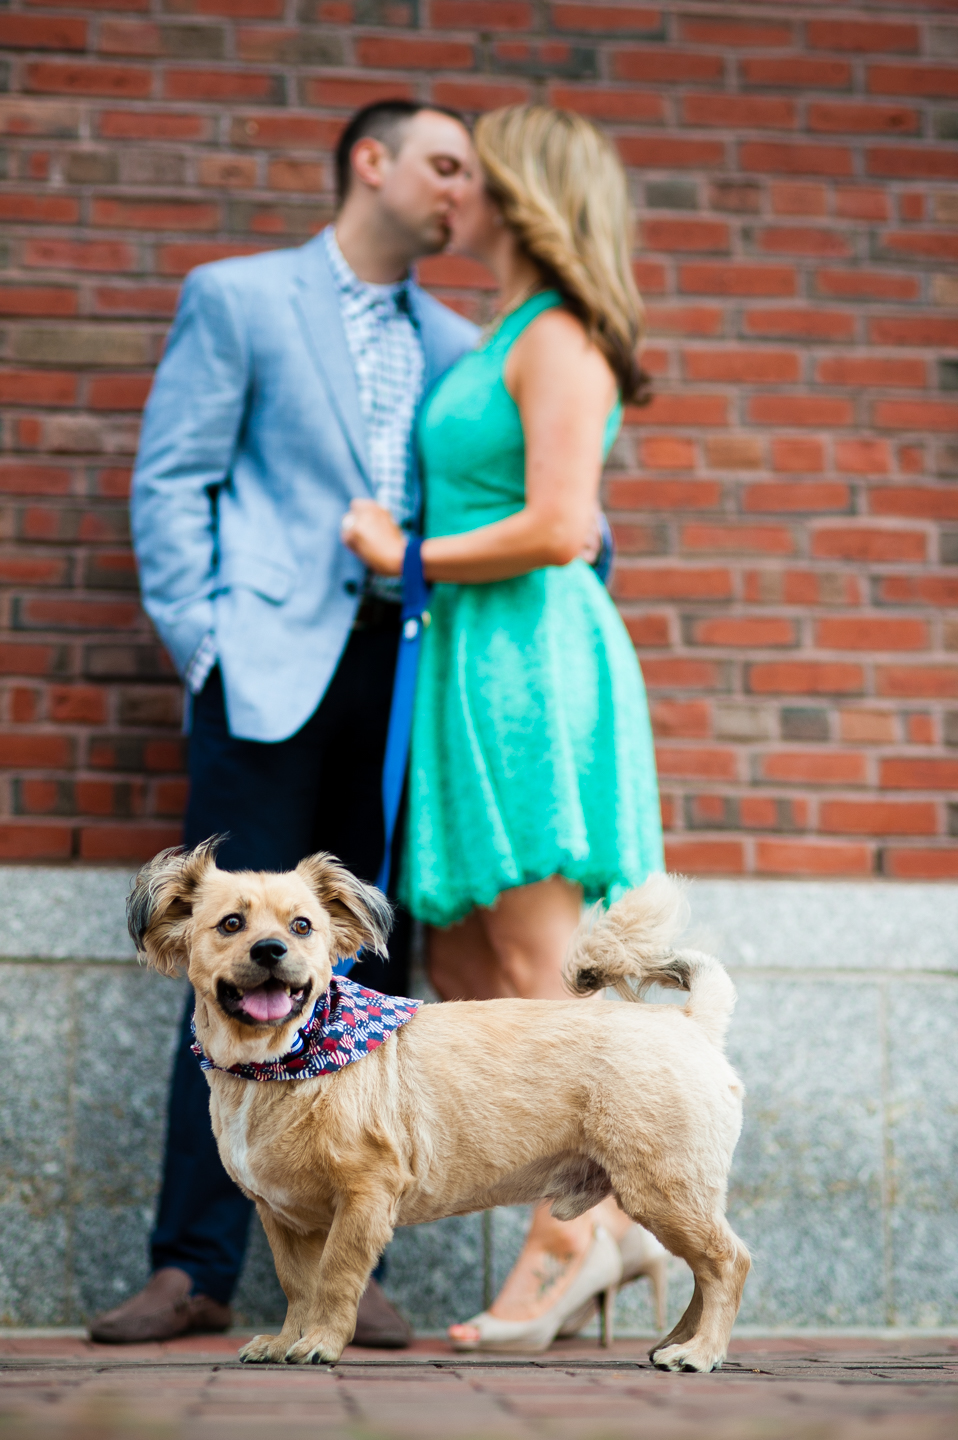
[217,978,312,1027]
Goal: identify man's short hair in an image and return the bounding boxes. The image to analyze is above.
[334,99,467,205]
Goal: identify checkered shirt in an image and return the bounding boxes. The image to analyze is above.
[183,228,425,693]
[184,630,217,695]
[324,227,425,600]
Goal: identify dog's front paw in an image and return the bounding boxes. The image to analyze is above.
[650,1340,724,1374]
[284,1332,344,1366]
[239,1333,288,1364]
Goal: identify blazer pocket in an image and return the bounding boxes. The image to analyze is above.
[213,551,297,604]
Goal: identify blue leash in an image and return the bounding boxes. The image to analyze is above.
[375,538,431,897]
[594,511,615,588]
[333,520,615,976]
[333,539,430,977]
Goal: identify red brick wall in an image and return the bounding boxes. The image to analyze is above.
[1,1,957,875]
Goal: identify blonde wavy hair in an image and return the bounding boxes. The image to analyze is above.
[474,104,650,405]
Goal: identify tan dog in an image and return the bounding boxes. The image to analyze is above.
[129,841,749,1372]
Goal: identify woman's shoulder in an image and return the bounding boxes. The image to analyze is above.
[507,302,617,401]
[518,302,593,349]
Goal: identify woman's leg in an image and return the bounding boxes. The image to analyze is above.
[429,875,583,1002]
[475,1197,634,1328]
[428,910,508,1002]
[437,877,627,1340]
[479,875,583,1000]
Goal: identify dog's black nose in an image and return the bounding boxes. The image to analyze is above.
[249,938,288,968]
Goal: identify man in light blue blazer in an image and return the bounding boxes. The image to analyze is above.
[91,102,479,1348]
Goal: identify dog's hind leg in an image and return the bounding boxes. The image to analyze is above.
[640,1209,749,1374]
[648,1275,702,1353]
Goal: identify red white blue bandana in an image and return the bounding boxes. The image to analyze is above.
[191,976,422,1083]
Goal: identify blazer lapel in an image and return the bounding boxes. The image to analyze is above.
[291,232,371,490]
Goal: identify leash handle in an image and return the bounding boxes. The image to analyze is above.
[332,539,430,976]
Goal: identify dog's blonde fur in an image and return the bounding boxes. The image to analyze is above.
[566,876,736,1049]
[130,848,749,1372]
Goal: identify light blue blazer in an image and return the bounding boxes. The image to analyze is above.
[131,231,479,742]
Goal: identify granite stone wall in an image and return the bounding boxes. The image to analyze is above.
[1,868,954,1333]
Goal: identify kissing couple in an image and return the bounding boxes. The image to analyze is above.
[100,99,665,1354]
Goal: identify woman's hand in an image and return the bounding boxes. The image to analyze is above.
[340,499,406,577]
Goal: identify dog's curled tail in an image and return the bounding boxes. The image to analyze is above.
[564,873,736,1050]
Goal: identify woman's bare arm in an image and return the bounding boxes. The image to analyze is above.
[342,308,618,583]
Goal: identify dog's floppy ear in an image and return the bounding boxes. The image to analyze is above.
[127,836,224,976]
[295,851,392,963]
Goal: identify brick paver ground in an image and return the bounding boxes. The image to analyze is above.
[0,1333,956,1439]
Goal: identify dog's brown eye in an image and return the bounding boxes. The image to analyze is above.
[219,914,244,934]
[290,917,311,936]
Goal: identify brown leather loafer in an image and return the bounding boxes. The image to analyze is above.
[352,1278,412,1349]
[88,1266,232,1344]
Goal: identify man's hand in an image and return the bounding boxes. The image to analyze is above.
[341,499,406,577]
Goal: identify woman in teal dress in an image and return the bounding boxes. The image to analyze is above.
[343,105,666,1351]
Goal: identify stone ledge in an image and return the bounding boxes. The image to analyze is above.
[0,867,134,962]
[1,869,956,971]
[689,879,958,973]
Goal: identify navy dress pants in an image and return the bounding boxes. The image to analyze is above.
[150,617,409,1303]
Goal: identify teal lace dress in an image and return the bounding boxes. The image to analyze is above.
[400,291,664,928]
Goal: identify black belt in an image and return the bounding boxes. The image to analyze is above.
[351,594,402,632]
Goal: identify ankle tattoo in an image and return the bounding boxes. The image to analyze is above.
[532,1251,575,1301]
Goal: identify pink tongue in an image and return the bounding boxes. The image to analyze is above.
[241,984,295,1023]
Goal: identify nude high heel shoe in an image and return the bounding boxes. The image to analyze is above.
[448,1224,623,1354]
[618,1222,669,1331]
[557,1222,669,1337]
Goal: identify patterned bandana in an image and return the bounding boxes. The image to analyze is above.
[191,976,422,1083]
